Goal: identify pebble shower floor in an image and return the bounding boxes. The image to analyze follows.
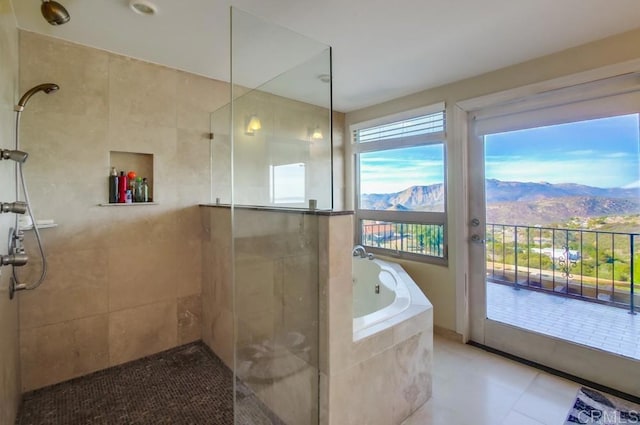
[15,342,285,425]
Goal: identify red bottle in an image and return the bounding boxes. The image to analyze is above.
[118,171,128,203]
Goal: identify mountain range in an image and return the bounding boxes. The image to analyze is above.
[361,179,640,225]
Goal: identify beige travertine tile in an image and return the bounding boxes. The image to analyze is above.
[393,308,433,345]
[0,6,20,422]
[19,247,109,329]
[177,294,202,344]
[19,181,113,252]
[210,134,231,203]
[108,54,177,128]
[19,31,109,119]
[207,307,233,368]
[20,113,108,184]
[176,238,202,297]
[108,241,178,311]
[176,71,229,132]
[320,214,354,375]
[392,331,433,424]
[176,204,207,242]
[176,128,211,188]
[328,346,395,425]
[20,314,109,391]
[106,203,178,248]
[108,300,177,366]
[107,121,177,188]
[254,365,319,425]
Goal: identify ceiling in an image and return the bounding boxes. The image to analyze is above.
[12,0,640,112]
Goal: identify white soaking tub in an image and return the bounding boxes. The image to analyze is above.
[352,256,432,341]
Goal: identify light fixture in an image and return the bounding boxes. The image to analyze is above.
[310,126,323,141]
[245,114,262,136]
[129,0,158,16]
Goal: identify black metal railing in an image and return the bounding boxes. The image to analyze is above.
[361,220,445,258]
[486,223,638,313]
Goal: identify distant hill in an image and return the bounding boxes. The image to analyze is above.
[361,184,445,211]
[485,179,637,203]
[486,196,640,225]
[361,180,640,225]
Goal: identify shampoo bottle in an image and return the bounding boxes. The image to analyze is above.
[108,167,118,203]
[118,171,128,203]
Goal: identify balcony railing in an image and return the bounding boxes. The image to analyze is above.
[361,220,445,258]
[487,223,638,314]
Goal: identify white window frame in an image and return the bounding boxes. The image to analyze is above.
[351,102,448,265]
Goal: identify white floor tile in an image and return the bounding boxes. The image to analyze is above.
[403,336,633,425]
[500,411,546,425]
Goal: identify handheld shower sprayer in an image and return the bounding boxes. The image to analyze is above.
[0,149,28,163]
[7,82,61,298]
[15,83,59,112]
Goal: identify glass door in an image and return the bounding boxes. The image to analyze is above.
[468,79,640,397]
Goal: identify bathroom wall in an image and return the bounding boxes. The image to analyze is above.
[345,27,640,335]
[0,0,21,422]
[16,30,229,392]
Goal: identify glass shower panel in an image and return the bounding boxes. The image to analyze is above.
[210,103,231,204]
[231,8,331,425]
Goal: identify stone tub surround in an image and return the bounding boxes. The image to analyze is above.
[15,30,228,392]
[319,214,433,425]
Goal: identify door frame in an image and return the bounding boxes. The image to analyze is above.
[454,59,640,396]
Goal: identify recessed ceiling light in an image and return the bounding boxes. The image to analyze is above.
[129,0,157,16]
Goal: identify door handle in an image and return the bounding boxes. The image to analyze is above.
[470,234,485,244]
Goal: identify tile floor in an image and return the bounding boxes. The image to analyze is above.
[487,282,640,360]
[403,336,583,425]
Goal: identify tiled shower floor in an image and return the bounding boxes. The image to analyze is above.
[15,342,284,425]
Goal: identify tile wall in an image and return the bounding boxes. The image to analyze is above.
[0,0,21,422]
[16,30,228,391]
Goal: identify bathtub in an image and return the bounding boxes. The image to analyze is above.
[352,256,432,341]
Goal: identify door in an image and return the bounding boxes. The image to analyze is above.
[466,75,640,396]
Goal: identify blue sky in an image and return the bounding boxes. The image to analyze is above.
[360,145,444,194]
[485,114,640,188]
[360,114,640,195]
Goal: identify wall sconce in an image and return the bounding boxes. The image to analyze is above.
[309,125,323,141]
[245,114,262,136]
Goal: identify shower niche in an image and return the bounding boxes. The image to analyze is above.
[99,151,155,205]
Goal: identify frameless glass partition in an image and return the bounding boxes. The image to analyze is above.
[230,8,332,425]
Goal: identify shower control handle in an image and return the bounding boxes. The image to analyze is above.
[1,253,28,267]
[1,201,27,214]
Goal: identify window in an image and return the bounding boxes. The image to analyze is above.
[270,163,305,204]
[353,103,447,263]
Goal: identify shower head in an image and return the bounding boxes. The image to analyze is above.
[0,149,28,163]
[41,0,70,26]
[15,83,60,111]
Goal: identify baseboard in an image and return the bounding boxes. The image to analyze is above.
[433,325,463,343]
